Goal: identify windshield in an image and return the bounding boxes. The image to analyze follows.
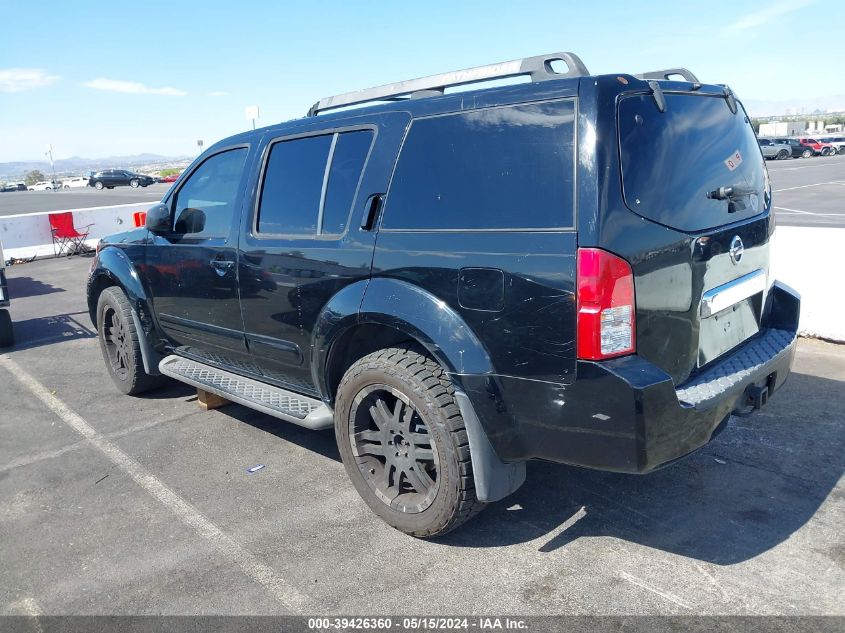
[618,92,768,233]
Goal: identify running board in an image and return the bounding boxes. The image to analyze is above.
[158,355,333,430]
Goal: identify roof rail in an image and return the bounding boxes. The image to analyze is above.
[635,68,700,83]
[306,52,589,117]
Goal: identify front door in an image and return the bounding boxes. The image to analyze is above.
[238,113,410,396]
[146,145,253,369]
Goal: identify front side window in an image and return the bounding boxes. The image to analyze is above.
[382,100,576,230]
[172,147,248,238]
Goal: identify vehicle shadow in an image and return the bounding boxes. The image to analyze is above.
[439,371,844,565]
[7,311,96,350]
[6,276,65,299]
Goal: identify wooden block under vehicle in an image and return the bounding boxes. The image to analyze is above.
[197,389,231,411]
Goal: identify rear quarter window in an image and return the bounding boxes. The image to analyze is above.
[382,100,576,230]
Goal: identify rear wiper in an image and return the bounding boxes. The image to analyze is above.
[706,185,755,200]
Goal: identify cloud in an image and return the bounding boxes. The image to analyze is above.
[82,78,187,96]
[727,0,816,31]
[0,68,60,92]
[207,91,229,97]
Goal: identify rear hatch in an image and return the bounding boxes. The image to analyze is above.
[615,86,772,385]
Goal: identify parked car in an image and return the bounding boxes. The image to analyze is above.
[798,138,834,156]
[88,52,799,537]
[757,138,791,160]
[89,169,155,190]
[61,176,91,189]
[773,137,815,158]
[0,183,27,192]
[28,180,61,191]
[0,241,13,347]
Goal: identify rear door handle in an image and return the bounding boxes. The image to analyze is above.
[210,259,235,276]
[361,193,385,231]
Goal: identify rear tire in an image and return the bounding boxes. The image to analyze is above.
[335,346,485,538]
[0,309,14,348]
[802,148,813,158]
[94,181,104,190]
[96,287,163,395]
[129,179,139,188]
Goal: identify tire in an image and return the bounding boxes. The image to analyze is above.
[802,148,813,158]
[129,179,139,188]
[0,309,14,348]
[64,185,69,189]
[777,149,789,160]
[94,181,104,190]
[821,148,830,156]
[96,287,163,395]
[335,346,485,538]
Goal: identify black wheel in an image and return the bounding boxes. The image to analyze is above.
[335,346,485,538]
[777,149,789,160]
[96,287,163,395]
[129,179,139,188]
[802,148,813,158]
[94,181,104,190]
[0,309,13,348]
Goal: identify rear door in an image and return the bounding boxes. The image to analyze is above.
[238,113,410,395]
[611,88,773,384]
[146,145,253,368]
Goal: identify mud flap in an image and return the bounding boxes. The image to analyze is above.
[454,390,526,503]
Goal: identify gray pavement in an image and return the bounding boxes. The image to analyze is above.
[0,256,842,616]
[0,183,171,216]
[766,153,845,228]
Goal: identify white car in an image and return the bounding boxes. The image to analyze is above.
[28,180,60,191]
[61,176,90,189]
[820,136,844,155]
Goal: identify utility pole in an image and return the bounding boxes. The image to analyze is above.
[45,143,56,187]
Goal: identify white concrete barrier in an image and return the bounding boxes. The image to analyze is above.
[770,225,845,342]
[0,207,842,342]
[0,203,155,260]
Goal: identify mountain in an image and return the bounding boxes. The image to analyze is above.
[743,94,845,118]
[0,154,192,180]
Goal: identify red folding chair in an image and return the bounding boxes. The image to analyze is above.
[48,212,94,256]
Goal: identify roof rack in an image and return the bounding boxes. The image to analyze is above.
[636,68,700,83]
[306,52,589,117]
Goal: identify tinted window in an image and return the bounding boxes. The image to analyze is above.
[383,100,576,230]
[172,147,247,238]
[321,130,373,234]
[618,93,766,232]
[258,135,332,234]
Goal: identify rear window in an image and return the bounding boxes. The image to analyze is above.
[618,93,767,233]
[383,100,575,230]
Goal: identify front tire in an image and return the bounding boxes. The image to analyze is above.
[0,309,14,348]
[335,346,485,538]
[777,149,789,160]
[96,287,162,395]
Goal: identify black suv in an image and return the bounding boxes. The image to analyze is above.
[87,53,800,537]
[773,138,815,159]
[89,169,155,190]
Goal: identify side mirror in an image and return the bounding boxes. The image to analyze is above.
[145,203,171,234]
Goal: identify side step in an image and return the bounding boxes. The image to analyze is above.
[158,355,334,430]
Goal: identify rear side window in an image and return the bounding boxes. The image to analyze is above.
[382,100,576,230]
[257,129,374,236]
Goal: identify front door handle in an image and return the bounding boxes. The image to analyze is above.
[210,259,235,276]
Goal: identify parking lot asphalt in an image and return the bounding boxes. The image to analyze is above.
[0,183,171,217]
[767,153,845,228]
[0,256,843,616]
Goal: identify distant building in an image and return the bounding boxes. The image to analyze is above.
[824,124,843,133]
[758,121,806,137]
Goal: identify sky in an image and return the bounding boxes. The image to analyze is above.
[1,0,843,162]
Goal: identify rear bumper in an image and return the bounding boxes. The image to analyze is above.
[461,281,800,473]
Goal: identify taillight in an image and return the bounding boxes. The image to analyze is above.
[576,248,636,360]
